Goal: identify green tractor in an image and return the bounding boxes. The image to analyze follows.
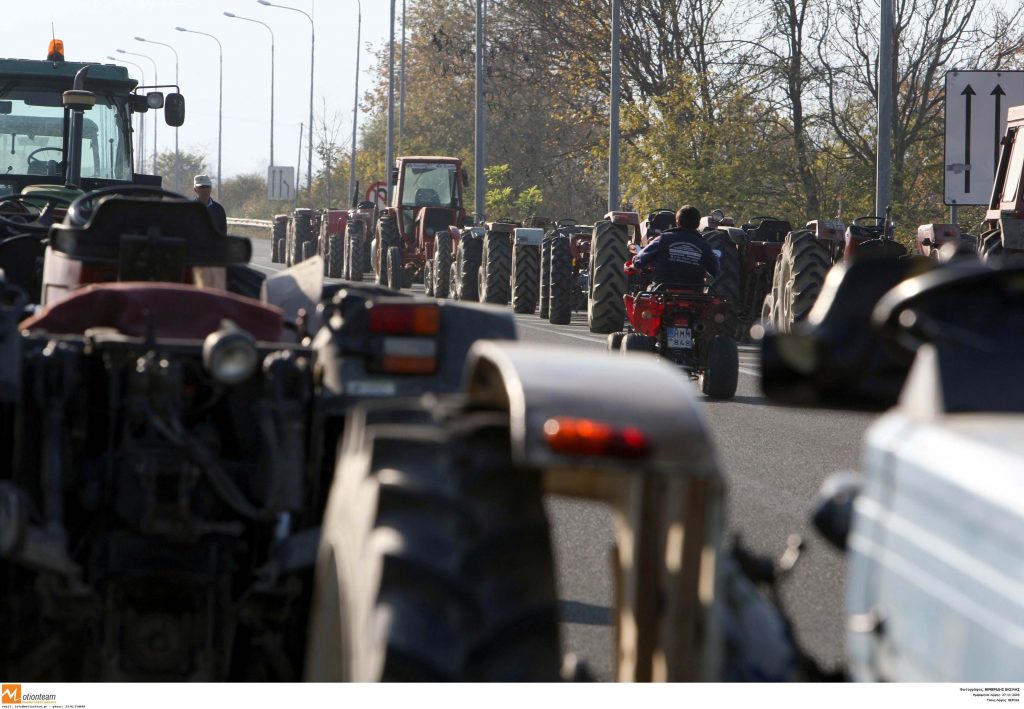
[0,40,185,300]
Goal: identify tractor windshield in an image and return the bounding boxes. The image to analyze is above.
[0,86,132,193]
[401,162,458,208]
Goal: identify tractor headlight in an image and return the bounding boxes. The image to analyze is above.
[203,321,258,385]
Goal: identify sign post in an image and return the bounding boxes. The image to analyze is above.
[945,71,1024,206]
[267,166,296,201]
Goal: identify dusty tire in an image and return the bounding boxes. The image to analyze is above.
[479,231,512,305]
[286,220,296,267]
[975,229,1024,263]
[607,331,625,351]
[548,236,573,325]
[511,243,539,314]
[587,221,628,333]
[424,260,436,297]
[458,235,483,302]
[777,230,829,331]
[621,333,655,353]
[385,246,403,290]
[272,216,288,263]
[434,232,452,299]
[376,213,401,286]
[301,240,315,262]
[306,403,562,681]
[760,292,774,331]
[327,233,343,278]
[344,223,365,282]
[704,230,741,336]
[539,235,552,318]
[701,335,738,400]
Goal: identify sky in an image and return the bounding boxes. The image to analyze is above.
[3,0,398,185]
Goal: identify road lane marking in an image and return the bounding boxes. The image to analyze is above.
[514,320,609,344]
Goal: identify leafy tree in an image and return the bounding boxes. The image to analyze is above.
[154,149,210,196]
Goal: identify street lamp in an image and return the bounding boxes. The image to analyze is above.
[108,56,146,173]
[258,0,314,201]
[176,27,223,193]
[348,0,361,207]
[117,48,158,175]
[224,12,275,168]
[136,36,181,192]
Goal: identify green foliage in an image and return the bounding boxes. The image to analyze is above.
[485,163,544,222]
[155,149,210,196]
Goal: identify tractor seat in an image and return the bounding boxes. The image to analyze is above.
[414,188,441,205]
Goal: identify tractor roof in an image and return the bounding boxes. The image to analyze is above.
[0,58,136,90]
[397,156,461,164]
[1009,105,1024,128]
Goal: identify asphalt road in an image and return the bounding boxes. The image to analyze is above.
[247,238,874,681]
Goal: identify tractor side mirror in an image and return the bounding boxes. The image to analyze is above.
[462,167,469,188]
[0,101,11,115]
[164,93,185,127]
[130,95,150,113]
[390,167,399,186]
[146,91,165,109]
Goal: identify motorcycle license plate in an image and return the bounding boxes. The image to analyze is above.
[667,327,693,349]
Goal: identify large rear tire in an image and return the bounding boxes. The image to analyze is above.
[587,221,628,333]
[327,232,343,278]
[434,231,452,299]
[704,230,741,336]
[479,231,512,305]
[385,246,403,290]
[424,260,436,297]
[301,240,315,262]
[458,234,483,302]
[539,235,552,319]
[548,236,573,325]
[343,223,365,281]
[306,403,562,681]
[701,335,739,399]
[607,331,625,351]
[376,213,401,286]
[777,230,829,331]
[511,243,539,314]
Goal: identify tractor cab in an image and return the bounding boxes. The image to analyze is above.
[986,105,1024,251]
[392,156,467,249]
[0,42,184,201]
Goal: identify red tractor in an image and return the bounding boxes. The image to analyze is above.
[978,104,1024,262]
[700,214,793,341]
[761,214,909,333]
[373,156,468,291]
[342,199,375,282]
[316,209,347,278]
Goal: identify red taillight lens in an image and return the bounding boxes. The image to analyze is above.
[544,417,651,459]
[367,304,441,335]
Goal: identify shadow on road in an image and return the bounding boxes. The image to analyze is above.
[560,600,613,626]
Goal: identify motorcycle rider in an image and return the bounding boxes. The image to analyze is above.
[632,204,720,288]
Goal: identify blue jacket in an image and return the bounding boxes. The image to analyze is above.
[634,227,720,286]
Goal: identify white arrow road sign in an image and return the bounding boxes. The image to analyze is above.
[945,70,1024,205]
[267,166,296,201]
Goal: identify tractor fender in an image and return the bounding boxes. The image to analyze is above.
[723,226,748,246]
[462,340,720,479]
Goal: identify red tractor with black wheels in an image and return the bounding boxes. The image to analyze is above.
[373,156,468,291]
[317,208,348,278]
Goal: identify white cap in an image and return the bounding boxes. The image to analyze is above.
[194,174,213,188]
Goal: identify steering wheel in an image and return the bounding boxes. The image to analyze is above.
[746,216,781,227]
[26,146,64,174]
[66,184,188,227]
[852,216,886,229]
[0,192,75,234]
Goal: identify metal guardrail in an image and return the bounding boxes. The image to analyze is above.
[227,217,274,229]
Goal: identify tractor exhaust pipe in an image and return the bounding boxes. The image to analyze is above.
[63,65,98,189]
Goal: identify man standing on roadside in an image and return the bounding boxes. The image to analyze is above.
[193,174,227,234]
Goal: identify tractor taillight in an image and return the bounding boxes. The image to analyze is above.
[367,303,440,335]
[380,336,438,374]
[544,417,651,459]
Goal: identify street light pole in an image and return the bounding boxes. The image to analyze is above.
[176,27,223,192]
[609,0,621,212]
[223,13,275,168]
[259,0,314,201]
[474,0,485,223]
[117,48,158,175]
[136,37,181,192]
[399,0,406,153]
[108,56,146,172]
[876,0,894,219]
[385,0,396,206]
[348,0,362,207]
